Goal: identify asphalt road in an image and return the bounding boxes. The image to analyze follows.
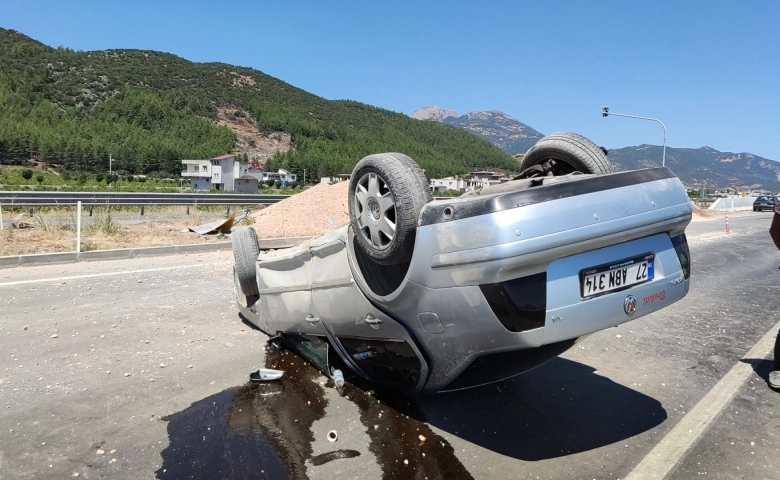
[1,211,779,479]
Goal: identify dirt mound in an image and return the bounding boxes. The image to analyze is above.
[690,202,718,222]
[692,203,707,216]
[250,182,351,239]
[12,213,34,228]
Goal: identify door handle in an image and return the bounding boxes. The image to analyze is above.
[364,314,382,326]
[306,314,321,324]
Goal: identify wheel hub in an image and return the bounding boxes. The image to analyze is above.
[367,197,381,221]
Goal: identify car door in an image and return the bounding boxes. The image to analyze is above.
[309,235,428,390]
[255,246,328,337]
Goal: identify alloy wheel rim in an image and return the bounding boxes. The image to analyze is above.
[354,172,397,250]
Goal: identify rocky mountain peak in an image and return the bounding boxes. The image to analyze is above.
[410,107,545,154]
[410,106,458,122]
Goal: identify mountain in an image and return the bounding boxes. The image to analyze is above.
[608,145,780,191]
[411,107,544,155]
[0,28,517,179]
[410,105,457,123]
[413,105,780,189]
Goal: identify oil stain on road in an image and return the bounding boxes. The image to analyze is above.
[156,348,473,479]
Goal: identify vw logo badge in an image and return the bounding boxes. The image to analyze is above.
[624,295,637,316]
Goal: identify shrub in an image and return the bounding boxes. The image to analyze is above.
[94,173,104,183]
[61,171,71,181]
[21,169,33,180]
[36,174,44,184]
[76,173,87,184]
[137,177,146,183]
[265,179,275,188]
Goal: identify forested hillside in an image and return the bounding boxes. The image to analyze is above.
[0,28,518,179]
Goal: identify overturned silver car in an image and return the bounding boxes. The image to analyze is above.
[232,132,692,394]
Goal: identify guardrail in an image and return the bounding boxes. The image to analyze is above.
[0,191,291,206]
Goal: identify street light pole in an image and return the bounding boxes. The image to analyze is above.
[601,107,667,167]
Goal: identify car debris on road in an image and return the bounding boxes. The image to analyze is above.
[188,212,236,235]
[249,368,285,382]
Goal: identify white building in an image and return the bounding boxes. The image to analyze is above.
[430,176,468,192]
[429,171,508,193]
[181,154,242,191]
[182,157,299,192]
[260,169,297,185]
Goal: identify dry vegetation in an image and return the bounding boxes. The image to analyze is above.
[0,208,247,256]
[0,181,353,257]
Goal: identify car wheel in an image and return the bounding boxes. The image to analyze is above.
[231,227,259,296]
[520,132,614,175]
[348,153,431,265]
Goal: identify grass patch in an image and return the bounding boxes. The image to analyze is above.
[85,208,123,236]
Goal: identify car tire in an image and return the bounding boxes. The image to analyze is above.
[520,132,614,175]
[231,227,259,296]
[348,153,432,265]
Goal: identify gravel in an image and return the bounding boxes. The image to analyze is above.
[250,182,351,239]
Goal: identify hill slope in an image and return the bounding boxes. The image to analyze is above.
[0,28,518,179]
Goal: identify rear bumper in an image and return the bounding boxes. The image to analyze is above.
[387,234,689,394]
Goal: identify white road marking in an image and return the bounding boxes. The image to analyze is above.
[0,263,222,287]
[625,319,780,480]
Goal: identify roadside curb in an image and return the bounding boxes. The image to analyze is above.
[0,236,311,269]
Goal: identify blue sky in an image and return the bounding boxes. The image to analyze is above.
[2,1,778,160]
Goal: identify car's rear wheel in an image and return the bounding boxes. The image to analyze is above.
[348,153,431,265]
[520,132,613,176]
[232,227,259,296]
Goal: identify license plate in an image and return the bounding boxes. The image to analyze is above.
[580,254,654,298]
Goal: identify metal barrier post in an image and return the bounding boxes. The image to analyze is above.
[76,201,82,253]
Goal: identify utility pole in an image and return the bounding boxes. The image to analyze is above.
[109,154,113,176]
